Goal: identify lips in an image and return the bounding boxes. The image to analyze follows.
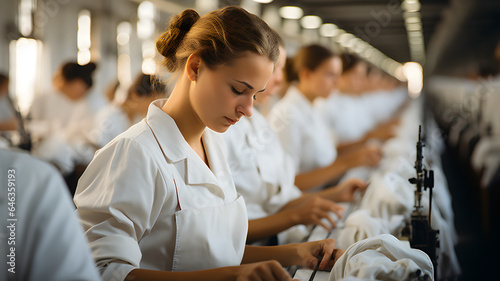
[225,117,238,125]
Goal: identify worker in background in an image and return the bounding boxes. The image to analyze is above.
[269,45,381,191]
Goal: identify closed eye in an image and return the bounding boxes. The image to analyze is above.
[231,86,244,95]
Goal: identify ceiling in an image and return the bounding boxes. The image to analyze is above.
[160,0,500,75]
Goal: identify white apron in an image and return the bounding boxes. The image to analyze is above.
[147,121,248,271]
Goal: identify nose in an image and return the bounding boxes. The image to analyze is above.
[237,94,254,117]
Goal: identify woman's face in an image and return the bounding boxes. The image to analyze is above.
[254,45,286,105]
[342,62,368,95]
[304,56,342,99]
[190,52,274,133]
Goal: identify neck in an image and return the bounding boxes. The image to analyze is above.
[296,83,315,103]
[162,74,205,147]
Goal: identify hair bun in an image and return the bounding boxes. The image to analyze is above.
[83,62,97,73]
[156,9,200,72]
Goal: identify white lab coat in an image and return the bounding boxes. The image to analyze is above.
[30,91,103,173]
[74,99,248,280]
[0,149,100,281]
[224,109,302,220]
[89,103,142,148]
[268,85,337,176]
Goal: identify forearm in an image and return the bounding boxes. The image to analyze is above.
[0,118,18,131]
[242,244,301,267]
[126,267,236,281]
[247,211,297,243]
[294,160,350,191]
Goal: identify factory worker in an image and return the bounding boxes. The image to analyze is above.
[30,62,102,174]
[75,7,341,281]
[316,55,402,145]
[0,149,100,281]
[269,45,381,191]
[89,73,167,148]
[224,40,367,244]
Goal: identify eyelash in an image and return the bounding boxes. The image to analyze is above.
[231,86,243,95]
[231,86,256,100]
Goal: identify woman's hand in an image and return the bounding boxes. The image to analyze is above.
[295,239,345,271]
[323,178,368,202]
[281,195,344,230]
[233,260,297,281]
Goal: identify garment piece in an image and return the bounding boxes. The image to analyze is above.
[336,210,405,249]
[0,149,101,281]
[74,99,248,280]
[330,234,433,281]
[268,85,337,176]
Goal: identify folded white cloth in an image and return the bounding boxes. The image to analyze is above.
[337,210,405,249]
[330,234,434,281]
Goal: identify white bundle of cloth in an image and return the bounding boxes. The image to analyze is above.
[330,234,433,281]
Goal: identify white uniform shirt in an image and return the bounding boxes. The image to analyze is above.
[268,85,337,175]
[224,109,302,220]
[74,99,244,280]
[0,149,100,281]
[90,103,141,148]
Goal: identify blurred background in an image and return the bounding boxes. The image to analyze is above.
[0,0,499,280]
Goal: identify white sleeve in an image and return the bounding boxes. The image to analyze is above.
[74,138,167,281]
[268,106,303,173]
[0,150,101,281]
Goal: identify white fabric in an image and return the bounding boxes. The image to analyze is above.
[90,103,136,148]
[336,210,405,249]
[0,149,100,281]
[30,91,104,172]
[74,99,247,280]
[316,88,407,144]
[268,85,337,175]
[224,109,302,220]
[330,234,433,281]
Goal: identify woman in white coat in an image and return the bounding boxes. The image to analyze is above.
[75,7,341,281]
[269,45,382,191]
[224,41,367,244]
[90,73,167,148]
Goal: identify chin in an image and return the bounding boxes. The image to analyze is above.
[208,124,230,133]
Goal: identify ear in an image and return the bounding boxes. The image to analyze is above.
[298,68,310,81]
[185,53,202,82]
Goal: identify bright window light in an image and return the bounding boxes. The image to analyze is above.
[253,0,273,3]
[300,15,322,29]
[279,6,303,20]
[10,38,40,115]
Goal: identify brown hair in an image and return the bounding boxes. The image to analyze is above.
[291,44,337,82]
[59,62,97,88]
[340,53,365,74]
[156,6,280,73]
[127,73,166,99]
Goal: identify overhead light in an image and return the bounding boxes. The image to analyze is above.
[403,62,423,98]
[279,6,303,19]
[319,23,338,37]
[402,0,421,13]
[301,15,322,29]
[253,0,273,3]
